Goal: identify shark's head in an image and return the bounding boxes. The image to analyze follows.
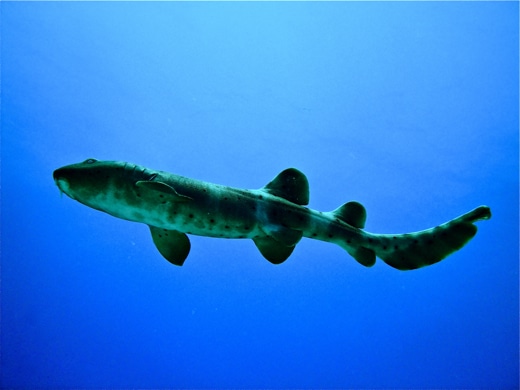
[53,159,161,221]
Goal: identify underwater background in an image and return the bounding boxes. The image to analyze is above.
[2,2,518,389]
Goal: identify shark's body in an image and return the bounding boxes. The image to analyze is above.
[53,159,491,270]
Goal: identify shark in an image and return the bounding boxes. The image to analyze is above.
[53,159,491,270]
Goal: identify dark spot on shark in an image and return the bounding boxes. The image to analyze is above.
[189,214,194,218]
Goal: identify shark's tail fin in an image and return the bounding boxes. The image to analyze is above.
[366,206,491,270]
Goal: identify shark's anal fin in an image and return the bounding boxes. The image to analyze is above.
[149,226,191,266]
[262,168,309,205]
[346,246,376,267]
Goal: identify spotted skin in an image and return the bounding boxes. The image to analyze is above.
[53,159,491,270]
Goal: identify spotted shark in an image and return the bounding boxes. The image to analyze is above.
[53,159,491,270]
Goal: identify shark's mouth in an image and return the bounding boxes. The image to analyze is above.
[54,177,75,200]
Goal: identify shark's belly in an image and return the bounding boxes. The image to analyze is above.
[134,198,261,240]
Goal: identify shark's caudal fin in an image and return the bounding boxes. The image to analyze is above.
[342,205,492,270]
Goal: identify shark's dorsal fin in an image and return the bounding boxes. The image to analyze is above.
[149,226,190,266]
[136,181,192,202]
[262,168,309,206]
[331,201,367,229]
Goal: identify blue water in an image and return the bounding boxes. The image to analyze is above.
[2,2,518,389]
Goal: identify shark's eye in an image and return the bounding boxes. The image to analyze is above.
[149,174,157,181]
[84,158,98,164]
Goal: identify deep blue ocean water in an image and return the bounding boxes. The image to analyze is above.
[1,2,518,389]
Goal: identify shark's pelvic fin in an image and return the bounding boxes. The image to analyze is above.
[149,226,191,266]
[253,236,297,264]
[262,168,309,205]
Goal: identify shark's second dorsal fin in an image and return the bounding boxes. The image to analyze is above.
[262,168,309,206]
[330,201,367,229]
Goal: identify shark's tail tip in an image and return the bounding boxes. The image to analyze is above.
[465,205,492,222]
[478,205,492,220]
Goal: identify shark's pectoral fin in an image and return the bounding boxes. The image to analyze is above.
[253,236,296,264]
[149,226,191,266]
[136,181,192,202]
